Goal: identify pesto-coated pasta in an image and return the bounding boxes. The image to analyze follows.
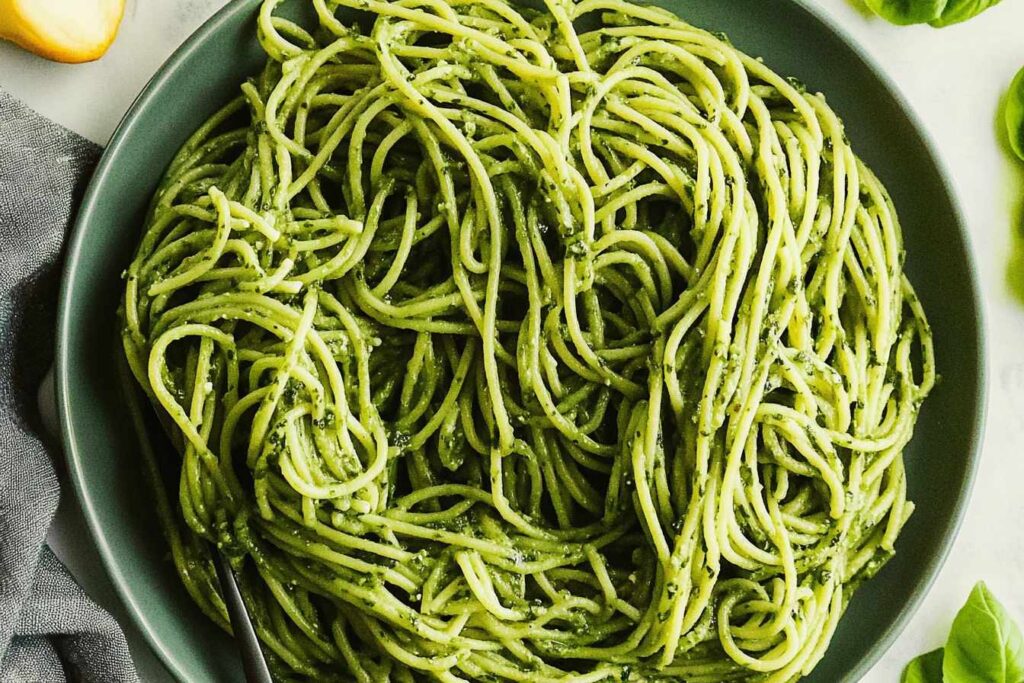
[120,0,935,680]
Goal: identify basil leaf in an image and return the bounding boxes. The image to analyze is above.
[929,0,1003,26]
[1008,65,1024,162]
[901,648,944,683]
[864,0,945,25]
[864,0,1002,25]
[944,582,1024,683]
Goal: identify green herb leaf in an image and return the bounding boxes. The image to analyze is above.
[864,0,945,25]
[944,582,1024,683]
[1007,65,1024,162]
[929,0,1002,26]
[864,0,1002,26]
[901,648,944,683]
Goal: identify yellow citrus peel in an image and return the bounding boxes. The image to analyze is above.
[0,0,126,63]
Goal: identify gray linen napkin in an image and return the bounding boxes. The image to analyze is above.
[1,89,138,682]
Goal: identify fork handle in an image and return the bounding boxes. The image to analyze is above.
[211,551,275,683]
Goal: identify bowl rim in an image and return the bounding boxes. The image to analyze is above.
[55,0,988,681]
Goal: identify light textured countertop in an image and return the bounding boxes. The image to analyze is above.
[2,0,1022,680]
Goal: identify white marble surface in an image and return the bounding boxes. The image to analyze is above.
[2,0,1023,680]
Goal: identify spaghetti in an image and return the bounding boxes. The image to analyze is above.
[120,0,935,679]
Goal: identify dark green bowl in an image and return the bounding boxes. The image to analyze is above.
[56,0,986,680]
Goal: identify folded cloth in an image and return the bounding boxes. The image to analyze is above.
[0,88,138,682]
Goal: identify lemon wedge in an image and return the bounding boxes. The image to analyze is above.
[0,0,126,63]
